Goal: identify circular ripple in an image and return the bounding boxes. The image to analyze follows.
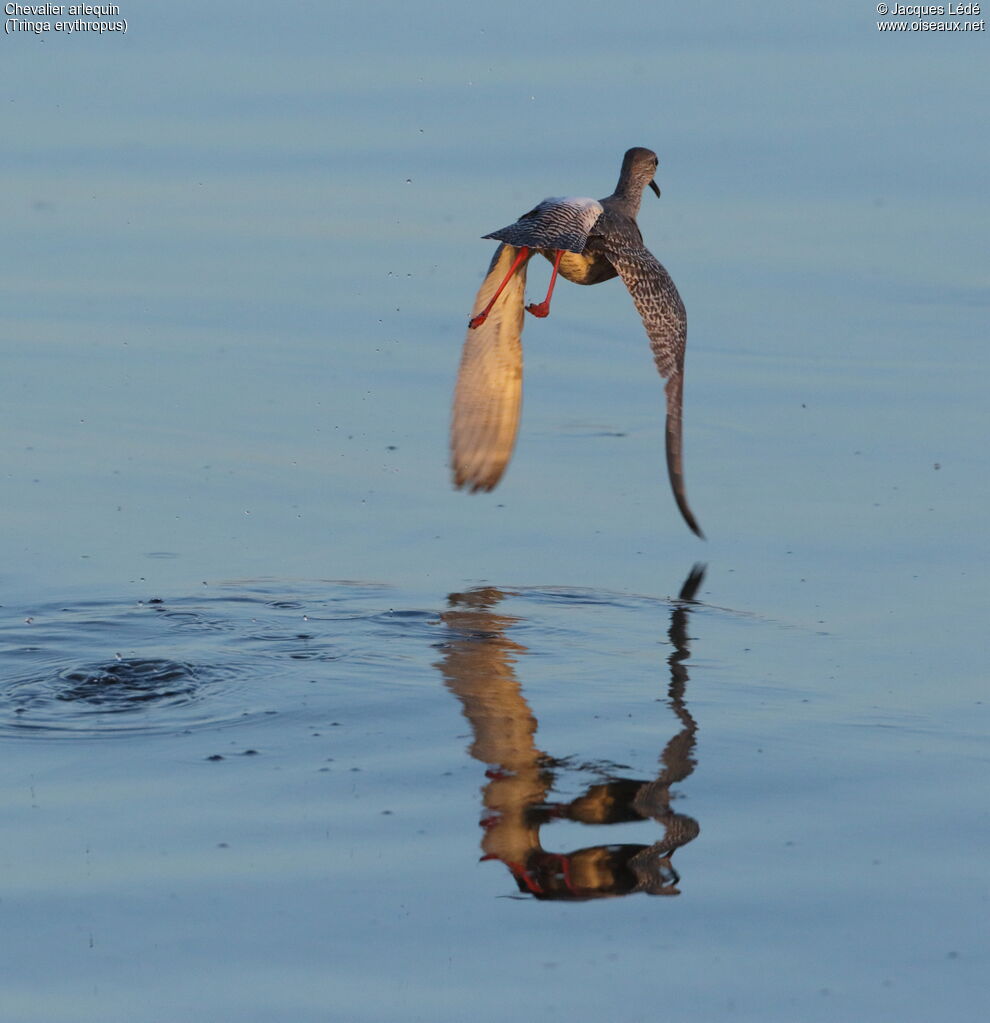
[56,658,199,706]
[3,656,249,738]
[0,582,444,739]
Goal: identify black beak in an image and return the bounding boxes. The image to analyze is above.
[649,179,661,198]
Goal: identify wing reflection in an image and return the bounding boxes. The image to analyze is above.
[437,567,706,900]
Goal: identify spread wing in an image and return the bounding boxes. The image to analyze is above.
[451,244,529,492]
[604,239,704,538]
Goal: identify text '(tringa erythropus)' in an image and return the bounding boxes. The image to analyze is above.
[451,147,704,538]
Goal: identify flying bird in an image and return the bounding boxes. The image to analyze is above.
[451,147,703,538]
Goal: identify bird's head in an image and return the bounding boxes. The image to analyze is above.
[622,147,662,197]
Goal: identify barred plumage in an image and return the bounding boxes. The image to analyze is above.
[484,197,604,254]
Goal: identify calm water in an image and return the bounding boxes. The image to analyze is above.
[2,2,988,1020]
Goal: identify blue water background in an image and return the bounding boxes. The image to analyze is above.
[1,2,987,1020]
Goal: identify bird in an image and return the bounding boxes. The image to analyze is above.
[450,146,703,538]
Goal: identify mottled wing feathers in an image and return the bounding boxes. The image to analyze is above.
[484,197,603,254]
[451,244,528,492]
[604,238,704,538]
[602,240,686,378]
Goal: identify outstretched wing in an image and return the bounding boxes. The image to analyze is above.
[604,239,704,538]
[451,244,529,492]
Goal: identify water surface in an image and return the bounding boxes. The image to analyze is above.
[1,2,988,1020]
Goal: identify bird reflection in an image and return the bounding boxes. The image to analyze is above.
[436,566,705,900]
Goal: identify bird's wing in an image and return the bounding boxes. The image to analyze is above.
[604,239,704,538]
[484,197,604,253]
[451,243,529,492]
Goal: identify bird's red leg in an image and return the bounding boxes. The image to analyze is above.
[525,249,564,318]
[469,246,530,328]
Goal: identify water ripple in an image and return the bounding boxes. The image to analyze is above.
[0,583,444,740]
[0,579,746,741]
[3,656,248,737]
